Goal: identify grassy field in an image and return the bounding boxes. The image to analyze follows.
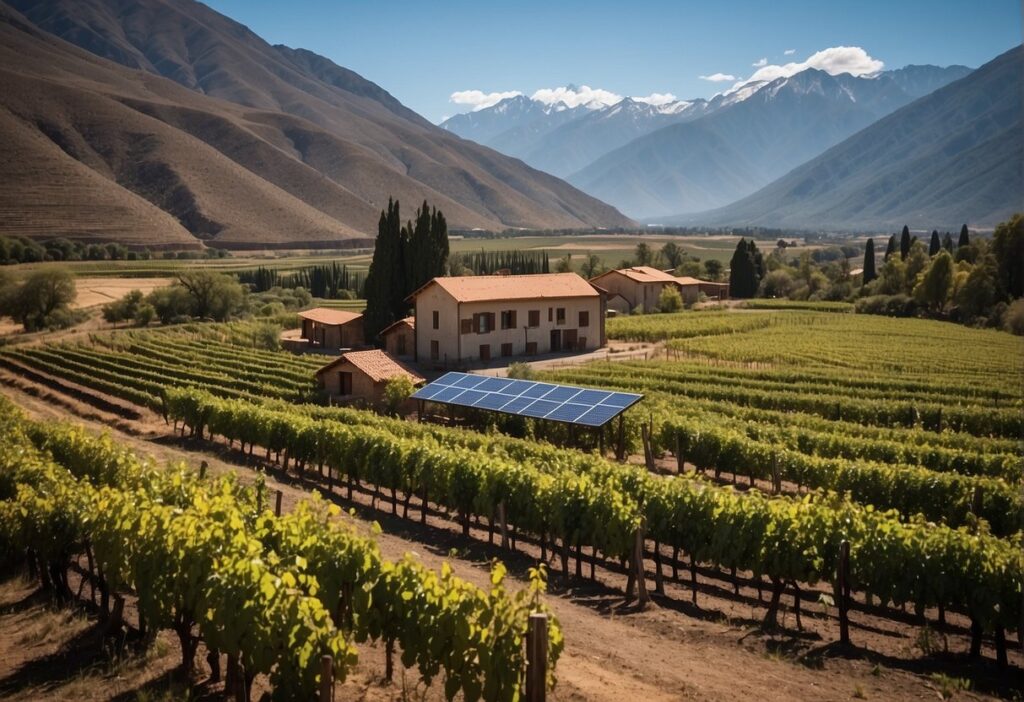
[6,234,841,281]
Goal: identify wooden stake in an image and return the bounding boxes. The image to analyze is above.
[274,489,283,517]
[319,655,333,702]
[634,526,649,608]
[838,540,850,646]
[526,613,548,702]
[498,501,509,549]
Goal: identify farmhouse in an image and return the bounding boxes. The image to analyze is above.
[294,308,365,351]
[675,276,729,303]
[407,273,605,366]
[315,349,424,407]
[589,266,681,313]
[380,316,415,360]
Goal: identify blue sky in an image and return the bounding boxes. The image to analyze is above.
[205,0,1021,123]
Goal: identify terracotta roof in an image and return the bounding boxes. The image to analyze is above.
[297,308,363,325]
[379,316,415,336]
[407,273,599,303]
[594,266,680,284]
[675,276,728,287]
[316,349,425,385]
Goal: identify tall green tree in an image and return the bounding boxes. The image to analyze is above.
[660,241,684,269]
[990,213,1024,300]
[928,230,941,257]
[899,225,911,260]
[363,198,405,341]
[942,232,954,253]
[728,238,761,298]
[634,242,653,266]
[884,234,897,261]
[862,238,877,284]
[913,251,953,312]
[958,224,970,248]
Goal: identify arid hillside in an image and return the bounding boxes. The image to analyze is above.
[0,0,633,249]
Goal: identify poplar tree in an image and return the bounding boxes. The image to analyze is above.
[728,238,762,298]
[942,232,954,253]
[363,198,404,341]
[862,238,877,285]
[884,234,897,261]
[958,224,970,248]
[900,225,911,260]
[929,230,941,257]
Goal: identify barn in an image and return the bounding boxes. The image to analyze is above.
[315,349,424,407]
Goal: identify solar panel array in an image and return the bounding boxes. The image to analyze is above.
[412,372,642,427]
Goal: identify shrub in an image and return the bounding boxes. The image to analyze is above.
[382,375,415,416]
[1004,298,1024,336]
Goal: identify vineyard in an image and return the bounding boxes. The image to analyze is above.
[0,398,562,701]
[0,308,1021,697]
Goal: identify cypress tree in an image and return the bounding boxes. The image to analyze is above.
[900,225,911,260]
[363,198,404,342]
[862,238,877,285]
[884,234,897,261]
[959,224,970,248]
[942,232,954,253]
[929,230,941,257]
[728,238,760,298]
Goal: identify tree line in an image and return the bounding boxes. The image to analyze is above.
[238,262,363,300]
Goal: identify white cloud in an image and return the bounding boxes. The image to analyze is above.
[752,57,768,67]
[699,72,738,82]
[449,89,522,111]
[784,48,796,55]
[633,92,678,106]
[725,46,884,94]
[530,85,622,108]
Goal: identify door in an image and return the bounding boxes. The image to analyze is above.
[338,371,353,395]
[549,329,561,352]
[479,344,491,361]
[564,329,578,350]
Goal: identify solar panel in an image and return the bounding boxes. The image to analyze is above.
[411,372,642,427]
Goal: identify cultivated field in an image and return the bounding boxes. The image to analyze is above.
[0,309,1021,701]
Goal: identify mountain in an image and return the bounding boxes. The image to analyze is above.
[569,65,972,218]
[441,94,712,177]
[669,47,1022,231]
[440,95,589,149]
[0,0,632,250]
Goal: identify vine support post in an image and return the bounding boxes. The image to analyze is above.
[641,423,655,472]
[319,655,334,702]
[838,539,850,646]
[970,485,983,516]
[526,613,548,702]
[632,524,649,609]
[498,501,509,549]
[274,489,283,517]
[675,434,684,474]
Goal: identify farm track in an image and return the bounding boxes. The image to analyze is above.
[1,379,1022,701]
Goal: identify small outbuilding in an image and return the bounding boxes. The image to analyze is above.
[296,308,365,351]
[674,276,729,303]
[589,266,682,313]
[315,349,425,407]
[379,316,415,360]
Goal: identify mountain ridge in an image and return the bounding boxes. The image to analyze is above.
[665,47,1021,231]
[0,0,633,249]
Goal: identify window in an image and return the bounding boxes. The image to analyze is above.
[500,310,517,330]
[473,312,495,334]
[548,307,553,322]
[528,310,540,327]
[556,307,566,325]
[526,341,538,355]
[460,319,472,334]
[579,310,589,327]
[479,344,491,361]
[432,311,439,330]
[430,340,439,360]
[501,343,513,357]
